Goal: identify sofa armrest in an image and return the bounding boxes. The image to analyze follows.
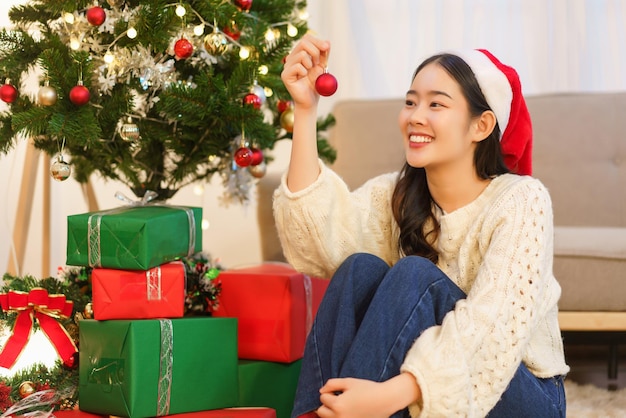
[256,171,286,262]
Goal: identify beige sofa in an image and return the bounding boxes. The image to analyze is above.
[257,92,626,335]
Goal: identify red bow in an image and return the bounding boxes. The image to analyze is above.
[0,288,77,369]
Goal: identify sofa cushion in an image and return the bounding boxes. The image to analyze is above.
[554,226,626,311]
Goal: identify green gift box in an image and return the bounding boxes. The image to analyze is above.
[238,360,302,418]
[79,317,238,418]
[66,205,202,270]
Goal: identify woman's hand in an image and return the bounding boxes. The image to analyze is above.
[281,33,331,110]
[316,374,421,418]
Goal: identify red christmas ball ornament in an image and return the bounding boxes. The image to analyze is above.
[174,38,194,59]
[250,147,263,166]
[243,93,262,110]
[69,84,90,106]
[223,23,240,41]
[315,72,338,97]
[235,0,253,11]
[86,6,106,26]
[277,99,292,114]
[234,146,253,167]
[0,83,18,103]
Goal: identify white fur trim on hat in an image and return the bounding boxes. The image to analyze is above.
[448,50,513,140]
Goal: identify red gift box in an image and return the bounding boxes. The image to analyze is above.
[92,261,185,320]
[53,408,276,418]
[213,263,329,363]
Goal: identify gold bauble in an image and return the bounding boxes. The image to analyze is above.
[37,85,58,106]
[120,117,140,141]
[203,31,228,56]
[84,302,94,319]
[280,108,294,133]
[249,161,267,178]
[19,381,35,398]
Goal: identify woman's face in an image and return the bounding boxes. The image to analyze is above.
[398,62,479,175]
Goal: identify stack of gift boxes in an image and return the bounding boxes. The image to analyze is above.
[64,203,328,418]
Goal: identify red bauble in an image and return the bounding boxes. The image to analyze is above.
[0,83,18,103]
[277,99,292,114]
[69,85,90,106]
[315,72,338,97]
[250,147,263,166]
[234,146,253,167]
[223,24,240,41]
[235,0,253,11]
[174,38,194,59]
[243,93,262,110]
[86,6,106,26]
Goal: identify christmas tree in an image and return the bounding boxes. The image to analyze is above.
[0,0,335,202]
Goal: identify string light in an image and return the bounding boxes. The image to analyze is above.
[69,36,81,50]
[104,51,115,64]
[193,24,205,36]
[127,26,138,39]
[265,28,276,42]
[201,219,210,230]
[239,46,251,60]
[287,23,298,37]
[63,12,75,24]
[298,9,309,20]
[258,65,269,75]
[175,4,186,17]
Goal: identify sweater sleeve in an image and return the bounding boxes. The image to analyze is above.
[272,160,400,278]
[400,179,558,417]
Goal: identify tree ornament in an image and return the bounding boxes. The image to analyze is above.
[249,160,266,178]
[243,93,262,109]
[235,0,253,11]
[280,107,294,132]
[86,6,106,26]
[83,302,94,319]
[223,22,240,41]
[0,81,18,103]
[277,99,292,114]
[50,156,71,181]
[38,84,58,106]
[250,81,266,105]
[174,38,194,59]
[120,116,140,141]
[315,70,338,97]
[69,83,90,106]
[204,29,228,55]
[18,381,35,398]
[234,146,253,167]
[250,146,263,166]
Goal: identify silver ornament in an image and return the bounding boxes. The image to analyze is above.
[250,82,267,105]
[50,156,71,181]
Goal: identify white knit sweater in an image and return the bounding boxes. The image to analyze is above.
[273,161,570,417]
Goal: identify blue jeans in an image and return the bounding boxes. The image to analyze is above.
[291,253,566,418]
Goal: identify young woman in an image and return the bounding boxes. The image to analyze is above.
[275,33,569,418]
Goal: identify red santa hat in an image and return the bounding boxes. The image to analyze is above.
[451,49,532,176]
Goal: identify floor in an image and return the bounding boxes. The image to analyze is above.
[562,331,626,390]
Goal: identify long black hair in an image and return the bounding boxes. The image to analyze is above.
[391,53,510,263]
